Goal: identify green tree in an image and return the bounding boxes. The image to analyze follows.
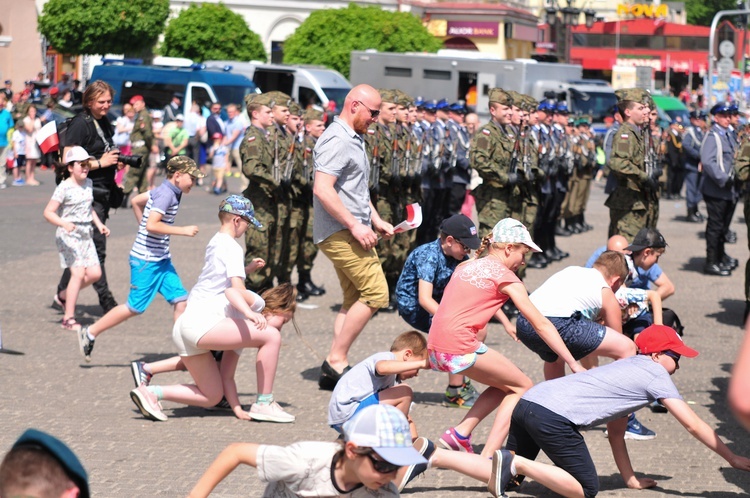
[284,4,442,78]
[161,3,266,63]
[685,0,737,26]
[38,0,169,58]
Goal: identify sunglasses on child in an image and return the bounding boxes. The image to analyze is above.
[366,452,400,474]
[663,350,681,367]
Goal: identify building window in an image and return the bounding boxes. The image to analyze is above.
[385,66,412,77]
[424,69,451,80]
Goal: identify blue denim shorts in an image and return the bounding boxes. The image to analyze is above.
[516,313,605,363]
[331,392,380,433]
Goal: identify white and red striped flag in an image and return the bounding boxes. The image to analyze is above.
[37,121,59,154]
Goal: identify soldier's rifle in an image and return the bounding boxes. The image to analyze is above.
[272,128,281,185]
[370,127,381,195]
[391,127,400,181]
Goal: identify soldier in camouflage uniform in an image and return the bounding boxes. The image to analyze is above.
[563,115,596,233]
[733,126,750,321]
[605,88,657,241]
[122,95,153,203]
[279,101,304,286]
[295,108,327,300]
[645,99,664,228]
[470,88,518,236]
[365,89,402,311]
[240,93,283,291]
[394,90,421,252]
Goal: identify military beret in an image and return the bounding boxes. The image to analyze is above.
[244,92,266,108]
[263,91,292,108]
[506,91,523,107]
[394,90,414,108]
[520,96,538,113]
[303,108,325,123]
[488,88,513,106]
[575,116,590,126]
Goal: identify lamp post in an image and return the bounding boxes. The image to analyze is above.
[545,1,596,63]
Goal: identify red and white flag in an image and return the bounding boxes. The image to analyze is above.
[37,121,59,154]
[393,203,422,234]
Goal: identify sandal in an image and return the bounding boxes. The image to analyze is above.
[61,317,79,330]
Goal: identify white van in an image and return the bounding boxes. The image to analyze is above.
[204,61,351,113]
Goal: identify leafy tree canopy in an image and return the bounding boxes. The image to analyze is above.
[161,3,266,63]
[685,0,738,26]
[283,4,442,78]
[38,0,169,57]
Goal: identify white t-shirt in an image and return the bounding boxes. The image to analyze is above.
[529,266,608,320]
[256,441,399,497]
[187,232,246,305]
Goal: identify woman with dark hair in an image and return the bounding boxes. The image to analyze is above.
[53,80,123,315]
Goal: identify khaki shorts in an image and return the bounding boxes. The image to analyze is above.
[318,229,389,310]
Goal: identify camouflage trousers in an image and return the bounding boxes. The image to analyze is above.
[296,201,318,274]
[377,196,410,293]
[278,200,304,282]
[243,186,288,292]
[562,170,592,218]
[122,147,150,195]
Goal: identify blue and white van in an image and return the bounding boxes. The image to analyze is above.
[90,60,260,112]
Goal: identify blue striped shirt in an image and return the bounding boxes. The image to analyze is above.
[129,181,182,261]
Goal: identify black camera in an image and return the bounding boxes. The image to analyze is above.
[119,155,143,169]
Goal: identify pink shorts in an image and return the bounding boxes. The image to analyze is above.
[429,343,488,374]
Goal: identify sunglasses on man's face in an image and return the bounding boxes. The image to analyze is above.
[356,100,380,119]
[663,350,680,367]
[366,452,400,474]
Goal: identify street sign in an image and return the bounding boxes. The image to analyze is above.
[719,40,736,58]
[717,57,734,83]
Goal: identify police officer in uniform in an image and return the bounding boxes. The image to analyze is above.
[605,88,656,241]
[446,101,472,215]
[701,102,740,277]
[122,94,153,205]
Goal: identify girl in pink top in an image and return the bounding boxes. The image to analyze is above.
[428,218,583,458]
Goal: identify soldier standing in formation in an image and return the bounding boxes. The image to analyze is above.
[562,115,595,234]
[446,102,472,216]
[295,108,327,301]
[605,88,657,241]
[122,95,153,206]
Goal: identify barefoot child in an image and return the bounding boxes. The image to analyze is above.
[188,403,427,497]
[43,146,109,329]
[129,195,295,423]
[428,218,583,457]
[329,330,430,438]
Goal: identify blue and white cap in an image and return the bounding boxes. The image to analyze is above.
[436,98,450,110]
[219,195,262,228]
[342,404,427,466]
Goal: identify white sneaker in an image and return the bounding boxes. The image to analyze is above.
[249,401,295,423]
[130,385,168,421]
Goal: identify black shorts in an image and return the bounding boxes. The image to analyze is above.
[15,154,26,167]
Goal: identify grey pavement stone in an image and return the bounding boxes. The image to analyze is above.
[0,171,748,496]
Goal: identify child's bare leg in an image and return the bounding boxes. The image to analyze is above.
[88,305,138,337]
[147,356,186,375]
[462,349,533,457]
[82,265,102,289]
[64,267,85,320]
[173,299,187,322]
[197,318,282,394]
[159,353,224,407]
[453,387,504,437]
[378,384,414,417]
[513,454,586,498]
[214,168,225,190]
[543,358,566,380]
[431,447,493,481]
[580,354,599,369]
[595,327,636,360]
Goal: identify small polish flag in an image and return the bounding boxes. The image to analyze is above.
[37,121,59,154]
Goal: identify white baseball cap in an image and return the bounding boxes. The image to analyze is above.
[342,404,427,466]
[491,218,542,253]
[64,146,95,164]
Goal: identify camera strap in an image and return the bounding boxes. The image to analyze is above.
[92,118,114,151]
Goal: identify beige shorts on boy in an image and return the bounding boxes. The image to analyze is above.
[318,229,389,310]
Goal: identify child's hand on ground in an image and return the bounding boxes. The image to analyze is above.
[63,221,75,233]
[182,225,199,237]
[246,311,267,330]
[234,407,252,421]
[245,258,265,274]
[729,454,750,471]
[98,224,110,236]
[626,475,657,489]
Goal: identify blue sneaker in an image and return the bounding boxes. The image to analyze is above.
[624,413,656,440]
[488,449,515,497]
[12,178,25,186]
[396,437,435,491]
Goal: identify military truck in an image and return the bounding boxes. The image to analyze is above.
[350,50,617,132]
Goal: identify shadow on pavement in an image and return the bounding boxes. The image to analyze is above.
[706,298,744,328]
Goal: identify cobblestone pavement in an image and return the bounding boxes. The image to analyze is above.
[1,170,749,497]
